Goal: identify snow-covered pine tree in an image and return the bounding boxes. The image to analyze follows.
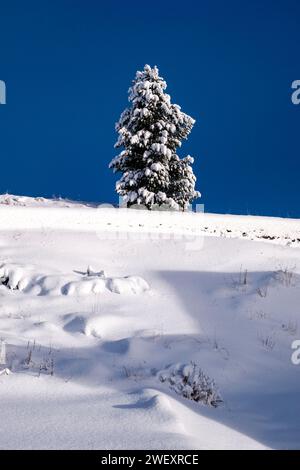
[109,64,200,210]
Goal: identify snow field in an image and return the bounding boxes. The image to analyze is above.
[0,198,300,449]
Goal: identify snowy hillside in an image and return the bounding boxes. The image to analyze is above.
[0,195,300,449]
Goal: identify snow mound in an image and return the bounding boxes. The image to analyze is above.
[0,263,149,296]
[63,278,107,296]
[84,314,132,339]
[0,263,41,292]
[107,276,150,295]
[0,193,96,208]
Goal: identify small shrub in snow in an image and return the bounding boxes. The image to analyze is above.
[281,320,298,336]
[258,332,276,351]
[230,266,249,292]
[274,266,295,287]
[211,334,229,360]
[22,340,56,376]
[158,362,222,407]
[86,266,106,278]
[38,356,54,377]
[257,285,268,298]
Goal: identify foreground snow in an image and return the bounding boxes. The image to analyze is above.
[0,195,300,449]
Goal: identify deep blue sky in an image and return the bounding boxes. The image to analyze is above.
[0,0,299,217]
